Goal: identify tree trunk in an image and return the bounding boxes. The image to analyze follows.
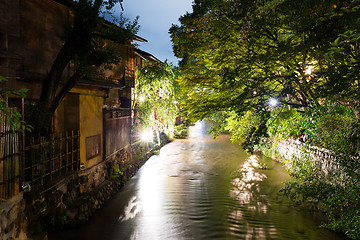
[49,69,85,113]
[29,0,103,136]
[38,25,90,110]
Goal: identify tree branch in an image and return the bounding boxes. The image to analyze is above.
[49,69,85,113]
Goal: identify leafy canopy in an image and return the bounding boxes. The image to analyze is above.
[134,63,179,138]
[170,0,360,144]
[171,0,360,110]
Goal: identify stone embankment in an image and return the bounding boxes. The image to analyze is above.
[0,137,170,240]
[277,139,341,175]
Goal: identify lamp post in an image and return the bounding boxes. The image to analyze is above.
[269,98,278,107]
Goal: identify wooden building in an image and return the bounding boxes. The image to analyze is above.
[0,0,148,198]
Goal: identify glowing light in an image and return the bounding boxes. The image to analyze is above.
[194,121,203,129]
[138,95,145,102]
[305,66,313,75]
[141,129,153,142]
[269,98,278,107]
[21,182,31,192]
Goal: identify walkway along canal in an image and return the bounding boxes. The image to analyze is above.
[51,122,348,239]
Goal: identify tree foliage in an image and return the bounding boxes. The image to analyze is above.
[0,76,32,133]
[134,63,179,140]
[170,0,360,130]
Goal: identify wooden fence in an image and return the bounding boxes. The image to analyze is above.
[103,108,131,158]
[24,131,80,190]
[0,111,21,200]
[1,111,80,200]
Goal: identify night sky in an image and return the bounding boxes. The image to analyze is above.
[117,0,193,65]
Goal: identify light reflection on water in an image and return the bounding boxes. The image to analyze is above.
[51,121,348,240]
[229,154,274,239]
[118,196,141,223]
[231,155,267,206]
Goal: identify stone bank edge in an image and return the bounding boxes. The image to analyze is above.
[0,136,171,240]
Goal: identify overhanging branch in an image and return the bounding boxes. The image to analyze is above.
[49,69,85,113]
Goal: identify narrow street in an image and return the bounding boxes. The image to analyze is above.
[51,122,347,240]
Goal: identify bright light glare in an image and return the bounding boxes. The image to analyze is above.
[305,66,313,75]
[141,130,153,142]
[139,95,145,102]
[194,121,203,129]
[118,196,142,222]
[269,98,278,107]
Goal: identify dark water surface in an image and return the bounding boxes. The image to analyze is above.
[51,122,347,240]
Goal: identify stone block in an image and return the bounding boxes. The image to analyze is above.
[4,221,13,234]
[7,203,20,223]
[57,183,67,194]
[79,184,86,194]
[1,211,8,230]
[65,208,78,220]
[17,230,27,240]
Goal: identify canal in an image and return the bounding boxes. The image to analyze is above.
[51,122,347,240]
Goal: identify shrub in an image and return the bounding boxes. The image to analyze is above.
[267,108,306,142]
[311,113,357,154]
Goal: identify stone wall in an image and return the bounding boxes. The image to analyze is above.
[277,140,341,175]
[0,140,168,240]
[0,193,27,240]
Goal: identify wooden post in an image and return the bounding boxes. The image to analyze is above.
[51,134,54,181]
[59,133,63,176]
[65,131,69,173]
[71,131,74,171]
[40,136,44,186]
[103,108,106,161]
[20,98,25,191]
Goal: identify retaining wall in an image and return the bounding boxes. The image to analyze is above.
[0,141,165,240]
[277,139,341,175]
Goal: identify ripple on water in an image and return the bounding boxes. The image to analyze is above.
[50,123,349,240]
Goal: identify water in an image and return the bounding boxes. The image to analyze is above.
[51,122,347,240]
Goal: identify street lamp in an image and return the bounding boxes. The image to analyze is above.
[138,95,145,102]
[305,66,313,75]
[141,129,153,142]
[269,98,278,107]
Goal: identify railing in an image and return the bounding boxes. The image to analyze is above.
[24,131,80,190]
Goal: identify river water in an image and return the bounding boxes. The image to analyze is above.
[52,122,347,240]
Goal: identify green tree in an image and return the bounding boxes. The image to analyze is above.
[170,0,360,147]
[134,63,179,141]
[0,76,31,133]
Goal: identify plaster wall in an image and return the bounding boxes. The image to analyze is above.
[78,89,105,168]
